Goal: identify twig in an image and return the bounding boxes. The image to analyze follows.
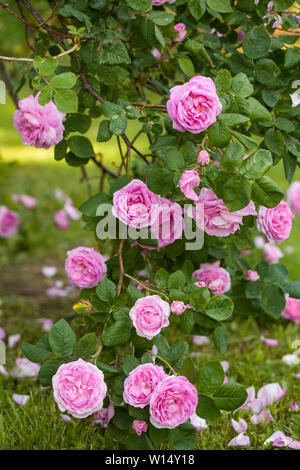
[0,43,78,63]
[80,166,92,197]
[130,102,167,110]
[147,351,176,375]
[91,156,117,178]
[124,273,169,300]
[79,69,104,103]
[116,239,125,295]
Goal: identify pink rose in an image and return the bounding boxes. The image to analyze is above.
[192,261,231,295]
[286,181,300,214]
[245,270,260,282]
[173,23,187,42]
[257,201,294,243]
[112,179,159,229]
[150,375,198,429]
[123,364,166,408]
[65,246,107,288]
[12,194,37,210]
[0,205,19,238]
[94,399,114,427]
[13,94,65,149]
[179,171,200,201]
[133,420,148,436]
[52,359,107,418]
[54,209,69,230]
[263,243,283,264]
[129,295,170,340]
[171,300,191,315]
[197,150,210,166]
[149,198,184,248]
[195,188,257,237]
[167,76,222,134]
[282,294,300,324]
[152,0,175,5]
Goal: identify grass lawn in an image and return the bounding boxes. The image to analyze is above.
[0,96,299,450]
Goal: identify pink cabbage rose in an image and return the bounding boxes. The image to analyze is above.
[173,23,186,42]
[197,150,210,166]
[179,170,200,201]
[12,194,37,209]
[195,188,257,237]
[171,300,191,315]
[65,246,107,288]
[167,76,222,134]
[129,295,170,340]
[282,294,300,324]
[54,209,69,230]
[192,261,231,295]
[257,201,294,243]
[263,243,283,264]
[123,364,166,408]
[13,94,65,149]
[0,206,20,238]
[245,270,260,282]
[286,181,300,214]
[133,420,148,436]
[150,375,198,429]
[52,359,107,418]
[94,399,114,427]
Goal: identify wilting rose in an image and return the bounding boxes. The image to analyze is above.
[192,261,231,295]
[13,94,65,149]
[263,243,283,264]
[286,181,300,214]
[0,205,20,238]
[257,201,294,243]
[282,294,300,324]
[133,420,148,436]
[167,76,222,133]
[65,246,107,288]
[129,295,170,340]
[123,364,166,408]
[179,170,200,201]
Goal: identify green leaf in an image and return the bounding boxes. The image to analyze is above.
[64,113,91,133]
[38,86,53,106]
[251,176,284,208]
[284,47,300,69]
[126,0,152,12]
[39,358,62,386]
[99,39,131,65]
[196,394,220,421]
[148,11,174,26]
[254,59,280,85]
[68,135,94,159]
[79,192,110,216]
[38,58,58,76]
[102,321,131,347]
[188,0,206,20]
[264,129,285,156]
[248,97,272,122]
[168,270,186,290]
[198,361,225,394]
[232,73,253,98]
[190,287,210,310]
[50,72,77,89]
[205,295,233,321]
[166,341,189,371]
[215,69,232,92]
[73,333,97,359]
[149,424,169,445]
[169,422,196,450]
[207,0,232,12]
[126,433,153,450]
[181,356,197,383]
[178,57,195,77]
[213,382,247,411]
[208,121,231,148]
[223,175,251,211]
[113,407,132,430]
[154,25,166,48]
[97,120,113,142]
[96,361,122,379]
[54,89,78,113]
[96,278,116,303]
[213,325,229,354]
[221,142,244,171]
[21,341,50,363]
[110,116,127,136]
[154,268,169,289]
[48,319,76,357]
[243,26,271,59]
[123,355,140,375]
[240,149,273,179]
[218,113,249,126]
[261,284,286,318]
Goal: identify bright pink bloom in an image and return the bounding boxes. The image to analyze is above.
[257,202,294,243]
[12,194,37,209]
[65,246,107,288]
[0,206,19,238]
[228,433,250,447]
[171,300,191,316]
[94,399,114,427]
[197,150,210,166]
[179,171,200,201]
[123,364,166,408]
[287,182,300,214]
[54,209,69,230]
[192,261,231,295]
[173,23,186,42]
[167,76,222,134]
[129,295,170,340]
[52,359,107,418]
[263,243,283,264]
[289,402,299,411]
[231,418,248,433]
[282,294,300,324]
[245,270,260,282]
[13,94,65,149]
[133,420,148,436]
[150,375,198,429]
[272,18,282,29]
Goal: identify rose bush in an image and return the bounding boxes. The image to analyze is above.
[1,0,300,451]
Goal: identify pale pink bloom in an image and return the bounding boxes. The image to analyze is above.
[173,23,186,42]
[282,294,300,324]
[129,295,170,340]
[254,236,265,249]
[192,261,231,295]
[221,361,229,373]
[190,413,208,431]
[197,150,210,166]
[195,188,256,237]
[0,327,6,340]
[12,194,37,209]
[245,270,260,282]
[123,364,166,408]
[12,393,30,406]
[294,373,300,380]
[284,245,294,254]
[251,409,274,425]
[37,318,53,332]
[240,385,256,410]
[65,246,107,288]
[223,375,229,384]
[13,93,65,149]
[52,359,107,419]
[263,243,283,264]
[151,345,158,362]
[193,335,209,346]
[257,202,294,243]
[94,399,114,427]
[167,76,222,134]
[281,354,298,366]
[288,440,300,449]
[0,365,8,376]
[257,383,285,408]
[148,198,184,248]
[133,420,148,436]
[41,266,57,278]
[64,201,81,221]
[237,30,245,41]
[152,0,175,5]
[11,358,40,379]
[151,48,169,62]
[272,18,281,29]
[290,90,300,108]
[231,418,248,434]
[0,205,20,238]
[171,300,191,315]
[228,433,250,447]
[267,1,274,11]
[8,334,20,348]
[210,28,223,38]
[289,402,299,411]
[261,336,278,347]
[60,414,74,424]
[46,285,68,297]
[150,375,198,429]
[54,209,69,230]
[179,171,200,201]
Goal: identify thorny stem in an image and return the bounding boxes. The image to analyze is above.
[0,43,79,63]
[124,273,169,301]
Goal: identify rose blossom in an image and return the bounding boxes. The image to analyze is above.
[12,194,37,210]
[192,261,231,295]
[145,198,184,249]
[167,76,222,134]
[197,150,210,166]
[0,206,20,238]
[13,94,65,149]
[112,179,159,229]
[150,375,198,429]
[65,246,107,288]
[257,201,294,243]
[171,301,191,315]
[54,209,69,230]
[133,420,148,436]
[94,399,114,427]
[194,188,256,237]
[263,243,283,264]
[245,270,260,282]
[179,171,200,201]
[173,23,186,42]
[286,181,300,214]
[123,364,166,408]
[129,295,170,340]
[52,359,107,418]
[282,294,300,324]
[261,336,278,347]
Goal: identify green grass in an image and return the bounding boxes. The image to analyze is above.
[0,97,299,450]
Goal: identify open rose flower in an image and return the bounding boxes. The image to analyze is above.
[0,206,20,238]
[133,420,148,436]
[123,364,166,408]
[286,181,300,214]
[65,246,107,288]
[167,76,222,133]
[282,294,300,324]
[52,359,107,418]
[150,375,198,429]
[257,201,294,243]
[129,295,170,340]
[13,94,65,149]
[192,261,231,295]
[179,170,200,201]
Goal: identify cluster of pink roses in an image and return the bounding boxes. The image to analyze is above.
[65,246,107,288]
[123,363,198,429]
